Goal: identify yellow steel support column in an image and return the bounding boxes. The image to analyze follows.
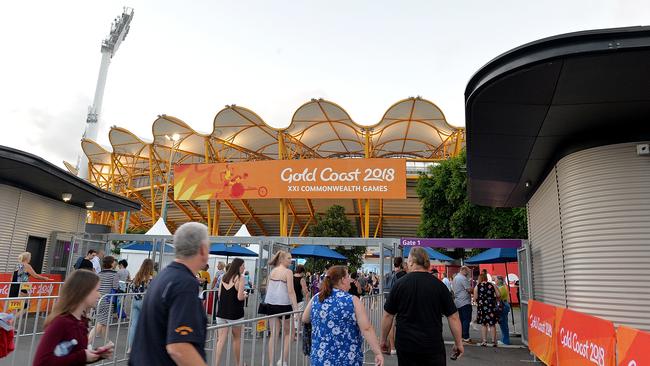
[120,212,127,233]
[278,131,288,237]
[204,137,212,230]
[148,146,156,222]
[206,200,212,231]
[363,128,372,238]
[357,199,365,237]
[213,200,220,236]
[374,199,383,238]
[453,129,463,156]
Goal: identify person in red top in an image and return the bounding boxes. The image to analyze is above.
[33,270,114,366]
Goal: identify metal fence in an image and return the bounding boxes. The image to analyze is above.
[206,310,307,366]
[0,290,386,366]
[0,295,59,366]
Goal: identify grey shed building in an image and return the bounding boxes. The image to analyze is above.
[0,145,140,276]
[465,27,650,331]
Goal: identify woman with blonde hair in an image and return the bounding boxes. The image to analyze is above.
[126,258,154,352]
[33,270,113,366]
[302,265,384,366]
[265,250,298,366]
[10,252,52,317]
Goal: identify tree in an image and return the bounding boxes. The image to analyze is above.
[417,150,527,257]
[306,205,366,274]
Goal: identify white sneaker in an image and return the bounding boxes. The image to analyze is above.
[276,360,288,366]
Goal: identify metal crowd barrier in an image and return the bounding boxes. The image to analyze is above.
[90,291,140,365]
[0,289,386,366]
[361,293,385,359]
[0,295,59,366]
[206,309,307,366]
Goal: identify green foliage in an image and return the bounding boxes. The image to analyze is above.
[416,150,528,258]
[306,205,366,274]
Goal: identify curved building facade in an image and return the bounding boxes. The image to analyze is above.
[466,27,650,331]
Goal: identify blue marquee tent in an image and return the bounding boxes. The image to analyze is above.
[465,248,518,264]
[402,246,454,262]
[209,243,258,257]
[290,245,347,260]
[121,241,175,254]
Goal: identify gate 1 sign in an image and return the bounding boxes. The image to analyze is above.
[174,159,406,200]
[528,300,557,366]
[555,307,616,366]
[616,326,650,366]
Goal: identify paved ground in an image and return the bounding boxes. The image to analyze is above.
[378,344,535,366]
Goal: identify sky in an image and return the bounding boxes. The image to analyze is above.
[0,0,647,168]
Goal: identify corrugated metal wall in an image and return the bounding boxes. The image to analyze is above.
[0,184,86,273]
[0,186,22,272]
[527,167,567,307]
[556,142,650,331]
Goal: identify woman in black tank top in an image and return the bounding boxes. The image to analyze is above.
[293,276,304,303]
[293,265,308,304]
[214,258,247,366]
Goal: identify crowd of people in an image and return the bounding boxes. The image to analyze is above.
[13,221,516,366]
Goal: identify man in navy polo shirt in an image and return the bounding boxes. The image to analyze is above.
[129,222,209,366]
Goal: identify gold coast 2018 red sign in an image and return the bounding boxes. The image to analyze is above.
[174,159,406,200]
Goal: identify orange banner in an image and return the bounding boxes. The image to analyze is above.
[528,300,557,365]
[174,159,406,200]
[555,307,616,366]
[0,274,62,313]
[616,325,650,366]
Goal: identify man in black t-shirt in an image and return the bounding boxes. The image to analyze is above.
[76,250,96,271]
[129,222,210,366]
[381,247,464,366]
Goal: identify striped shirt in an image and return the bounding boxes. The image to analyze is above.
[98,270,119,295]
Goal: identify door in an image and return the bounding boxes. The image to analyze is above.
[26,236,47,273]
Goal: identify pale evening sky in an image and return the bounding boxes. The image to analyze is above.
[0,0,647,167]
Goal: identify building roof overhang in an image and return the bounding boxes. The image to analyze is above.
[465,26,650,207]
[0,145,141,212]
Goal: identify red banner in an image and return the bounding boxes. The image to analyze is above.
[528,300,557,365]
[0,273,62,313]
[616,325,650,366]
[555,307,616,366]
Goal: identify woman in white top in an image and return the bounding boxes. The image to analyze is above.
[265,250,298,366]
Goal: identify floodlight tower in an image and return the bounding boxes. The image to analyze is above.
[77,7,134,179]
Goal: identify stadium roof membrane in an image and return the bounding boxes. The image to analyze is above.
[80,97,464,237]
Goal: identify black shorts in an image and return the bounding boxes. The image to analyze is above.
[266,304,293,319]
[397,350,446,366]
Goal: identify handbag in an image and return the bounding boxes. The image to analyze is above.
[493,284,504,313]
[301,322,312,356]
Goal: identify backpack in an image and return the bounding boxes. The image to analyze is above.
[73,256,84,270]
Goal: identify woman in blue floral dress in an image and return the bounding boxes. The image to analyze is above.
[302,266,384,366]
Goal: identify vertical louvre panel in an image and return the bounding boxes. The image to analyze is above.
[0,185,21,272]
[528,166,566,307]
[9,189,86,273]
[557,142,650,331]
